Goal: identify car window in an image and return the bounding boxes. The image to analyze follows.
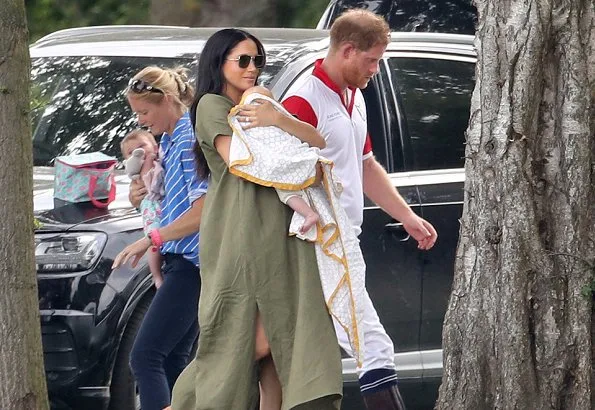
[30,54,287,167]
[30,56,194,166]
[283,64,391,169]
[387,57,474,171]
[319,0,477,35]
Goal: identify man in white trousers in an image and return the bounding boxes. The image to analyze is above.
[283,9,438,409]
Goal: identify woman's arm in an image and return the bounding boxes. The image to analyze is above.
[112,196,205,268]
[239,101,326,148]
[214,135,232,165]
[158,195,205,241]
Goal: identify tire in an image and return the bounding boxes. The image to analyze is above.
[109,291,154,410]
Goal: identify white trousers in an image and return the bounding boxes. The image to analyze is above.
[333,289,396,376]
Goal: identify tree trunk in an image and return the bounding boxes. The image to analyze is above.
[150,0,276,27]
[0,1,49,409]
[437,1,595,409]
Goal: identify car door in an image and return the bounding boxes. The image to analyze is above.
[360,74,423,358]
[384,53,475,383]
[280,62,424,380]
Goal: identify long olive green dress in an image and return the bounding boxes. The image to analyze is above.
[171,93,343,410]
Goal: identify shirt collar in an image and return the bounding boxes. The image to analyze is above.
[312,59,357,113]
[162,112,190,144]
[312,59,357,97]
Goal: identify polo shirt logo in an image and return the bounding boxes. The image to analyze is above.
[327,111,342,121]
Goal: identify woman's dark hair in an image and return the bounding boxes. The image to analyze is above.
[191,28,266,179]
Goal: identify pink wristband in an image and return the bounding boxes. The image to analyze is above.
[149,229,163,248]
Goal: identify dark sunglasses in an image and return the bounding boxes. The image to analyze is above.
[227,54,265,69]
[127,78,163,94]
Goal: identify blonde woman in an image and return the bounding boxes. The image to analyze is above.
[112,66,208,410]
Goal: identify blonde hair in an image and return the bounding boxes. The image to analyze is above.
[126,66,195,109]
[330,9,390,51]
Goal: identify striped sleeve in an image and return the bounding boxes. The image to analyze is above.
[180,137,208,203]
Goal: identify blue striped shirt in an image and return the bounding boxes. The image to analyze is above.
[159,112,208,266]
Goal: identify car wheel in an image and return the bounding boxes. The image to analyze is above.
[109,291,154,410]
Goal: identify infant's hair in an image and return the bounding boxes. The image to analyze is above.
[120,129,157,156]
[243,85,273,99]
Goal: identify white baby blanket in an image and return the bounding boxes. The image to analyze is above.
[228,93,366,365]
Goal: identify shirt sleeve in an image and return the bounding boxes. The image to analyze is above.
[363,133,373,160]
[282,95,318,128]
[180,138,208,203]
[195,94,234,149]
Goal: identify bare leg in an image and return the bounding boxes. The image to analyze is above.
[285,196,319,234]
[148,249,164,289]
[259,356,282,410]
[255,313,282,410]
[255,313,270,360]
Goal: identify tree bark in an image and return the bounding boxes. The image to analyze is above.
[437,0,595,409]
[150,0,276,27]
[0,1,49,409]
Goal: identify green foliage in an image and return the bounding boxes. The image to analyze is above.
[581,275,595,299]
[277,0,329,28]
[26,0,150,41]
[33,217,43,230]
[25,0,329,42]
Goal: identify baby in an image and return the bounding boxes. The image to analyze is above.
[120,129,165,288]
[241,86,320,236]
[230,85,365,365]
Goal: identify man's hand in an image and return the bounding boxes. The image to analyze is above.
[362,156,438,250]
[129,178,147,208]
[401,213,438,250]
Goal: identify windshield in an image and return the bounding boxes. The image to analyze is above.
[31,54,285,166]
[323,0,477,34]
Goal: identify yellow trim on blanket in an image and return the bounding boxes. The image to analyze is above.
[227,104,317,191]
[228,110,255,168]
[226,104,364,366]
[316,165,362,366]
[229,167,317,191]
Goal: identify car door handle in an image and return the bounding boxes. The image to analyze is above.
[384,222,410,242]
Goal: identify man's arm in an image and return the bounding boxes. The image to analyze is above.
[362,156,437,250]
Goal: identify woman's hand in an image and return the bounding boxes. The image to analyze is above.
[112,237,152,269]
[236,100,326,148]
[238,100,280,129]
[129,178,147,208]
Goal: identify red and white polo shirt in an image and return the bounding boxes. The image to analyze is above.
[283,59,373,235]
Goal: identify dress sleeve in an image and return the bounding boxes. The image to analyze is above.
[195,94,235,149]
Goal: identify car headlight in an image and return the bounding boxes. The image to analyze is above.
[35,232,107,273]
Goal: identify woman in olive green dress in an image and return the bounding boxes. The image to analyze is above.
[171,29,343,410]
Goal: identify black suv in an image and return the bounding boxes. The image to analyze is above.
[317,0,477,34]
[31,26,475,410]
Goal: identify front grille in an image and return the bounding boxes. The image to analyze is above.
[42,323,79,383]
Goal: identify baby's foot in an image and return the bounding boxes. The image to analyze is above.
[300,212,319,234]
